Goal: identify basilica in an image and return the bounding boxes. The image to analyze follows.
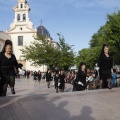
[0,0,59,72]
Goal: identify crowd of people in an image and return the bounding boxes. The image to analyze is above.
[15,64,120,94]
[0,40,120,97]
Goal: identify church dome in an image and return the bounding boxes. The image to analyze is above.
[37,25,50,37]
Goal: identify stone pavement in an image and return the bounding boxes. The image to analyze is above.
[0,77,120,120]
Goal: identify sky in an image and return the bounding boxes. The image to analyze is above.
[0,0,120,53]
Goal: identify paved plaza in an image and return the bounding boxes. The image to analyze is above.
[0,77,120,120]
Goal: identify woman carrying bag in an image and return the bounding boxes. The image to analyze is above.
[74,62,87,91]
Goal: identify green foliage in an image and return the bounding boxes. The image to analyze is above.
[21,34,75,70]
[21,34,60,69]
[76,10,120,69]
[57,33,75,70]
[76,47,101,69]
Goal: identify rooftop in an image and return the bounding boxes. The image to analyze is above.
[37,25,51,37]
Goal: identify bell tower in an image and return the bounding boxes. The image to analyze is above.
[14,0,30,23]
[8,0,34,31]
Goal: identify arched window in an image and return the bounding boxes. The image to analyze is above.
[17,14,20,21]
[21,4,23,8]
[23,14,26,21]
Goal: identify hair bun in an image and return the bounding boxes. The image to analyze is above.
[5,39,12,46]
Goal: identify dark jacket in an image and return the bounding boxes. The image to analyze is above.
[98,53,113,79]
[46,72,51,82]
[37,72,41,80]
[54,75,59,88]
[27,71,30,76]
[0,53,18,78]
[75,69,87,91]
[98,53,113,70]
[33,72,38,80]
[59,74,65,89]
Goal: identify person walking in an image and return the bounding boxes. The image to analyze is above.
[26,70,30,79]
[46,69,52,88]
[33,71,38,83]
[54,70,60,93]
[59,70,65,92]
[37,70,42,84]
[24,70,26,77]
[0,40,19,96]
[98,44,113,89]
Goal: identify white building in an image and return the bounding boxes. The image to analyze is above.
[0,31,12,51]
[6,0,59,72]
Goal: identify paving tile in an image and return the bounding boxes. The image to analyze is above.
[0,77,120,120]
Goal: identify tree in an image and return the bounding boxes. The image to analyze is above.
[21,33,75,70]
[21,34,60,69]
[57,33,75,70]
[89,26,108,48]
[106,11,120,50]
[76,47,101,69]
[76,10,120,69]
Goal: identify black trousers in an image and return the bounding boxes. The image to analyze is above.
[0,76,15,96]
[102,78,108,88]
[27,75,30,79]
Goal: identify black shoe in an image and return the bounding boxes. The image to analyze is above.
[11,89,15,94]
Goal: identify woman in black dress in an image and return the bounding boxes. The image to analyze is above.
[37,70,42,84]
[33,71,38,83]
[46,69,52,88]
[54,70,60,93]
[98,44,113,89]
[0,40,19,96]
[26,70,30,79]
[74,62,87,91]
[59,70,65,92]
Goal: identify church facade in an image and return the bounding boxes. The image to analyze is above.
[6,0,59,72]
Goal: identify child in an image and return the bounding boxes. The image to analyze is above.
[111,69,117,88]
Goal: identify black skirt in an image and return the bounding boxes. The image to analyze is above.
[59,83,65,89]
[99,69,111,80]
[75,84,85,91]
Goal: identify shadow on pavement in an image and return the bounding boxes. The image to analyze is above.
[71,106,95,120]
[0,92,96,120]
